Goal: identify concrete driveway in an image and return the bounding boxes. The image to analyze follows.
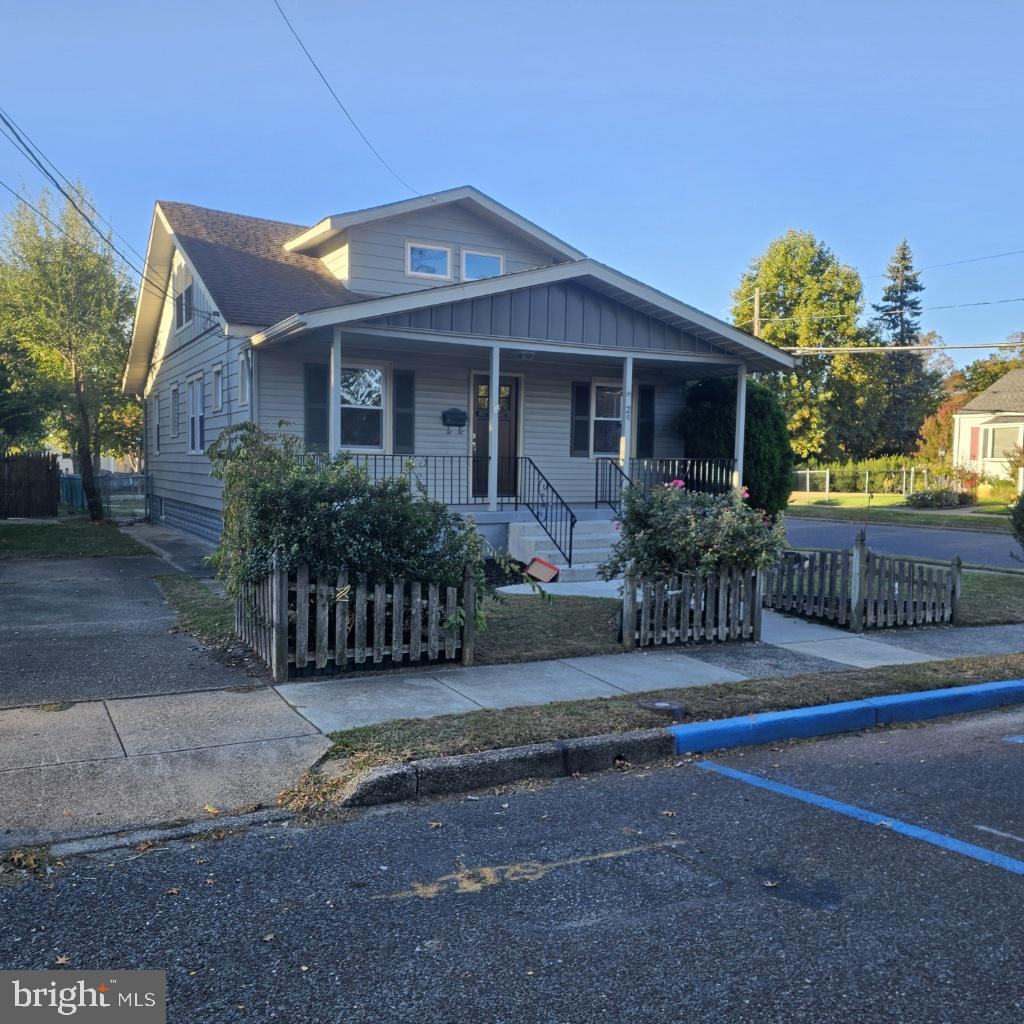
[785,518,1022,568]
[0,554,329,847]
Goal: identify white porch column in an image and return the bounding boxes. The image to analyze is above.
[619,355,634,469]
[732,363,747,490]
[487,345,501,511]
[328,326,342,456]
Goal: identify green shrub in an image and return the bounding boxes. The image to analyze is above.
[674,378,793,518]
[904,489,975,509]
[207,423,485,600]
[599,484,786,582]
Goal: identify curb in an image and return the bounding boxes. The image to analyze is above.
[668,678,1024,753]
[338,679,1024,808]
[341,729,675,807]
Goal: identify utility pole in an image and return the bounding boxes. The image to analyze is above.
[752,287,761,339]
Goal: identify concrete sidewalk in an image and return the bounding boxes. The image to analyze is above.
[0,686,329,849]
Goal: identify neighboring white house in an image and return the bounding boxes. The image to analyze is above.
[952,368,1024,488]
[122,186,793,570]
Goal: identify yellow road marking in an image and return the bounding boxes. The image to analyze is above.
[375,839,688,901]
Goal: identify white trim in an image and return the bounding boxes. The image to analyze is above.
[338,359,391,453]
[405,240,453,281]
[462,249,504,281]
[589,378,628,459]
[153,393,161,455]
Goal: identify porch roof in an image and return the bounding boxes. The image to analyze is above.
[250,260,795,373]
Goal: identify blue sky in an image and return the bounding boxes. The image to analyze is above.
[2,0,1022,365]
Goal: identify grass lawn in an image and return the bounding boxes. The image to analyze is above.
[785,504,1013,533]
[327,650,1024,764]
[958,571,1024,626]
[476,595,621,665]
[0,517,148,559]
[157,574,236,645]
[788,492,908,508]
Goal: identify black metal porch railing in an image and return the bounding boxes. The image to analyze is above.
[629,457,736,496]
[594,456,737,512]
[296,452,577,564]
[594,457,633,515]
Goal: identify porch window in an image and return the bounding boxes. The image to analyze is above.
[341,365,386,449]
[591,383,623,457]
[406,242,451,280]
[212,364,224,412]
[170,386,180,437]
[173,264,194,331]
[462,250,503,281]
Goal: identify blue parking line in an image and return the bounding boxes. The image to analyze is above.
[696,761,1024,877]
[1004,736,1024,744]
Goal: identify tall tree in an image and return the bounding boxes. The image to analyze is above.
[871,240,943,453]
[732,229,885,460]
[0,189,138,517]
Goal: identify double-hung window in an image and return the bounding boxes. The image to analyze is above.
[591,382,624,457]
[238,352,250,407]
[340,365,386,449]
[212,364,224,411]
[170,386,180,437]
[187,376,205,454]
[173,264,194,331]
[406,241,451,280]
[987,425,1019,459]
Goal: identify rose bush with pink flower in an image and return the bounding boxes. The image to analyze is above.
[599,484,785,581]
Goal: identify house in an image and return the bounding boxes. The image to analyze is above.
[952,368,1024,488]
[122,186,793,573]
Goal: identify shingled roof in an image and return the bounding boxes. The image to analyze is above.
[158,201,365,327]
[961,368,1024,412]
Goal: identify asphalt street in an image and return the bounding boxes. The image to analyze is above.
[3,708,1024,1023]
[785,517,1022,568]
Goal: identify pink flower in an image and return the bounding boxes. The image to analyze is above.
[741,486,750,499]
[668,479,686,489]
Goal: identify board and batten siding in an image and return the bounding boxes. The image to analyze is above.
[366,281,726,357]
[326,203,560,296]
[255,342,685,505]
[145,248,252,534]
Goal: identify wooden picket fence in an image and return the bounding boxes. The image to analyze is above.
[236,560,476,681]
[763,532,961,630]
[622,566,763,649]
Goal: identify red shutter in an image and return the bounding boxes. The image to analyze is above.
[969,427,980,460]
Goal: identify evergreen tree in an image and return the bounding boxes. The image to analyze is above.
[871,240,942,454]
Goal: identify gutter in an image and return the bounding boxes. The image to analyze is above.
[251,314,308,346]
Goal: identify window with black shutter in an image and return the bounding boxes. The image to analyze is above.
[570,381,590,457]
[393,369,415,454]
[304,363,329,451]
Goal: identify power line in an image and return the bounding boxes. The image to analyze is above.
[271,0,418,196]
[0,116,219,326]
[735,294,1024,329]
[784,340,1024,355]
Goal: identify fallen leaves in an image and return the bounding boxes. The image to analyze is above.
[203,805,221,817]
[659,810,677,818]
[165,887,181,896]
[54,955,70,965]
[427,821,444,830]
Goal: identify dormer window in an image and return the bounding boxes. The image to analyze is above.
[173,264,194,330]
[406,242,451,280]
[463,250,503,281]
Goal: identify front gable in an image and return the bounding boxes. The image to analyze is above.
[362,279,728,357]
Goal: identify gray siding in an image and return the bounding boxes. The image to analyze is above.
[340,204,559,296]
[255,341,685,506]
[367,281,726,356]
[145,248,252,520]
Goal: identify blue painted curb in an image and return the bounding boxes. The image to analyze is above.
[668,678,1024,755]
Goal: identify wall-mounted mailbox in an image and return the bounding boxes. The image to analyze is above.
[441,407,468,434]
